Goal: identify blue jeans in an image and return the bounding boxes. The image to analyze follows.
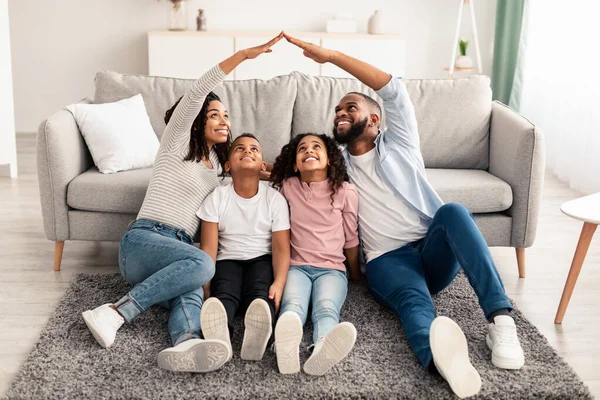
[366,203,513,369]
[279,265,348,343]
[115,219,215,346]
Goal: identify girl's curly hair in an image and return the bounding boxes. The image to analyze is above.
[271,133,349,205]
[164,92,231,168]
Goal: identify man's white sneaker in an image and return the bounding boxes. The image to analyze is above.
[430,316,481,399]
[82,304,124,349]
[274,311,303,374]
[303,322,357,376]
[486,315,525,370]
[157,338,230,373]
[201,297,232,361]
[240,299,272,361]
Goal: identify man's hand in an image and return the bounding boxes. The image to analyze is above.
[283,32,335,64]
[241,32,284,60]
[268,281,285,313]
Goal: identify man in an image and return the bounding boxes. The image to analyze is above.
[284,33,524,399]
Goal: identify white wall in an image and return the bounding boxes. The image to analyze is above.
[1,0,17,176]
[9,0,497,133]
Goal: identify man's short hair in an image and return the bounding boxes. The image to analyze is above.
[347,92,382,119]
[229,133,261,156]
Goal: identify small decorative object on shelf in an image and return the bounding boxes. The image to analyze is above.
[455,37,473,68]
[368,10,384,35]
[196,9,206,31]
[165,0,187,31]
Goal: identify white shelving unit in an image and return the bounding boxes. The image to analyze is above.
[0,1,17,178]
[148,31,407,80]
[446,0,483,78]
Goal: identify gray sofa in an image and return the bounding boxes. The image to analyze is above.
[38,71,545,275]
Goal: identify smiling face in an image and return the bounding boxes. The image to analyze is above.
[294,135,329,175]
[225,135,265,176]
[203,100,231,146]
[332,94,371,144]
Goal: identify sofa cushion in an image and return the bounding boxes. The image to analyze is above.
[426,169,513,213]
[291,73,492,169]
[67,167,152,214]
[93,72,297,162]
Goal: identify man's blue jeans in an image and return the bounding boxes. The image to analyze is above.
[279,265,348,343]
[115,219,215,346]
[366,203,513,368]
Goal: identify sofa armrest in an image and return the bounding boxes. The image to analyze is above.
[489,101,545,248]
[37,101,93,241]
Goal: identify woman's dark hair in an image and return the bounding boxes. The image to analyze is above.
[271,133,349,205]
[164,92,231,168]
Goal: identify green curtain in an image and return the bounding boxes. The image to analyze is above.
[492,0,525,104]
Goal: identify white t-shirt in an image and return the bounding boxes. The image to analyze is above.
[348,148,427,263]
[197,181,290,261]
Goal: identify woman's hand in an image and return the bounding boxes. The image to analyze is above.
[220,32,283,74]
[283,32,335,64]
[241,32,284,60]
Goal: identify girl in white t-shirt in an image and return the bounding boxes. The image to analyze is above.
[270,133,361,375]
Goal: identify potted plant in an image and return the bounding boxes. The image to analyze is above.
[455,37,474,69]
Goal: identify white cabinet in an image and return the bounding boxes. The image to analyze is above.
[321,38,407,78]
[148,31,406,81]
[148,34,235,80]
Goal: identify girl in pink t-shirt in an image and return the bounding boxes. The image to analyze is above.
[270,133,360,376]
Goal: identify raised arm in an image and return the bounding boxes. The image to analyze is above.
[163,32,284,152]
[283,33,419,149]
[283,33,390,90]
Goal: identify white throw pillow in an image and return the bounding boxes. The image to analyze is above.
[67,94,159,174]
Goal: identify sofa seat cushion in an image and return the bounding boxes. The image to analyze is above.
[426,169,513,213]
[68,167,152,213]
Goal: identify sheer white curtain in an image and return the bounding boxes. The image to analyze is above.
[512,0,600,195]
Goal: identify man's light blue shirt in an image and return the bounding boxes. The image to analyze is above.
[342,76,444,224]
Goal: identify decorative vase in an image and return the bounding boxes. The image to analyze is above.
[455,55,473,69]
[169,1,188,31]
[368,10,384,35]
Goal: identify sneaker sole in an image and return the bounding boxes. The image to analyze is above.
[303,322,357,376]
[241,299,272,361]
[275,312,303,374]
[201,298,232,360]
[486,335,525,370]
[82,310,111,349]
[430,316,481,399]
[157,339,229,373]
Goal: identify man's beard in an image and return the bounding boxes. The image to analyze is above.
[332,117,368,145]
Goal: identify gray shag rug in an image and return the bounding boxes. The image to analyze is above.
[4,273,593,400]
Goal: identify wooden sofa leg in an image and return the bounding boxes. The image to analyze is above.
[54,241,65,271]
[516,248,526,278]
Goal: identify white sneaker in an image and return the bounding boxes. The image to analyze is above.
[486,315,525,370]
[430,316,481,399]
[303,322,357,376]
[157,338,230,373]
[240,299,273,361]
[274,311,303,374]
[82,304,124,349]
[201,297,232,361]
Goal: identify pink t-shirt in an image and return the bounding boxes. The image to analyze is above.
[280,177,359,272]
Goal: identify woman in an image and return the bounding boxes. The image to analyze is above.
[81,32,284,374]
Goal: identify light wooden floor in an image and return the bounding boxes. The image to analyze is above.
[1,134,599,397]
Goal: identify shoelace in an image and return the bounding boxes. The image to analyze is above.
[494,324,518,346]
